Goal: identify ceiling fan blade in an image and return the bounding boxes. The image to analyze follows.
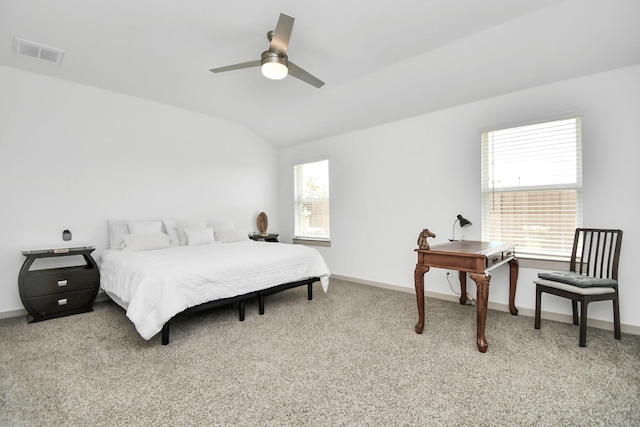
[210,60,260,73]
[288,62,325,88]
[269,13,295,55]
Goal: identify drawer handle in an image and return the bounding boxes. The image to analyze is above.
[57,280,68,287]
[57,298,68,306]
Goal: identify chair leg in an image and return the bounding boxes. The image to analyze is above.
[572,300,579,325]
[579,298,588,347]
[613,294,621,340]
[534,286,542,329]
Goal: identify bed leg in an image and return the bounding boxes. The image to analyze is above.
[238,300,245,321]
[307,283,313,300]
[161,322,170,345]
[258,295,265,315]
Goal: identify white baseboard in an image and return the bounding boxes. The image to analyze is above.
[331,274,640,336]
[0,307,27,320]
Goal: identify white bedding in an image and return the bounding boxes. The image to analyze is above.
[100,241,330,340]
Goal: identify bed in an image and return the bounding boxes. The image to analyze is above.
[99,219,330,344]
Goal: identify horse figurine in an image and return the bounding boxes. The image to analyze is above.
[417,229,436,250]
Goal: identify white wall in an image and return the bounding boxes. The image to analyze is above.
[0,66,278,314]
[278,64,640,328]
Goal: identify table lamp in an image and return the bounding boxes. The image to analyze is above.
[450,214,472,242]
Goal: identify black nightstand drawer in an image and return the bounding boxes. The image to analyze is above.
[22,267,99,297]
[26,288,97,316]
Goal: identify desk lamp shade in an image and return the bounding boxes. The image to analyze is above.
[451,214,472,241]
[457,214,472,228]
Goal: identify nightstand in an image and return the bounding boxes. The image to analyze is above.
[18,246,100,323]
[249,233,279,242]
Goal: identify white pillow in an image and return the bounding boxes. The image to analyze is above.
[107,219,130,249]
[162,219,181,246]
[123,233,171,251]
[215,228,250,243]
[185,227,215,246]
[127,221,163,235]
[162,219,234,246]
[176,220,207,245]
[108,220,165,249]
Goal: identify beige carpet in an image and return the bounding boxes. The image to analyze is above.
[1,278,639,426]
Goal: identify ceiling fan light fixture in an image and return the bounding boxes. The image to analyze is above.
[210,14,323,88]
[261,51,288,80]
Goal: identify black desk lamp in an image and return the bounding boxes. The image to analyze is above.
[450,214,472,242]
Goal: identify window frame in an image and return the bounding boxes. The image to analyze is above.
[293,158,331,246]
[480,112,583,261]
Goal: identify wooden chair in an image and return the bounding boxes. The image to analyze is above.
[534,228,623,347]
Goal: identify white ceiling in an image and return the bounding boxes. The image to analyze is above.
[2,0,639,147]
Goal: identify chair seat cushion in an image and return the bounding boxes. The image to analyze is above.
[533,279,616,295]
[534,279,616,296]
[537,271,617,288]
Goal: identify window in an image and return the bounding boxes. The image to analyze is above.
[481,116,582,259]
[294,159,330,242]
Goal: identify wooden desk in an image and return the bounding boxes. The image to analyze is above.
[414,241,519,353]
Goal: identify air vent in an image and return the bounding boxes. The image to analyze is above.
[14,38,64,65]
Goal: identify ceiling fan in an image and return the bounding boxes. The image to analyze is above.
[209,13,324,88]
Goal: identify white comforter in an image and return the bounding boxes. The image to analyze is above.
[100,241,330,340]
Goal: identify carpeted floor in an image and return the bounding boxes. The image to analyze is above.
[1,278,639,426]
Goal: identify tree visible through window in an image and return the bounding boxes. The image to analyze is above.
[294,159,330,241]
[481,116,582,259]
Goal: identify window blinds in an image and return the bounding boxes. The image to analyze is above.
[294,159,330,240]
[481,117,582,258]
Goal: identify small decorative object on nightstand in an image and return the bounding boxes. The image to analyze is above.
[18,246,100,323]
[257,211,269,234]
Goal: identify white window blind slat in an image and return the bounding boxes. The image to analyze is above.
[481,117,582,258]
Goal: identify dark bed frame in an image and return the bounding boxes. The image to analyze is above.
[160,277,320,345]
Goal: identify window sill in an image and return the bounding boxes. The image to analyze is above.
[517,255,569,271]
[293,238,331,247]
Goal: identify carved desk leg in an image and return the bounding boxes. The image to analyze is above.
[414,265,429,334]
[469,272,491,353]
[459,271,467,305]
[508,257,519,315]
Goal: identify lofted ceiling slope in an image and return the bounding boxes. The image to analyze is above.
[1,0,639,147]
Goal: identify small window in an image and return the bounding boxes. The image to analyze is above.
[294,159,330,242]
[481,116,582,259]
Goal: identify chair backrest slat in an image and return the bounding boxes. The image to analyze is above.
[570,228,623,280]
